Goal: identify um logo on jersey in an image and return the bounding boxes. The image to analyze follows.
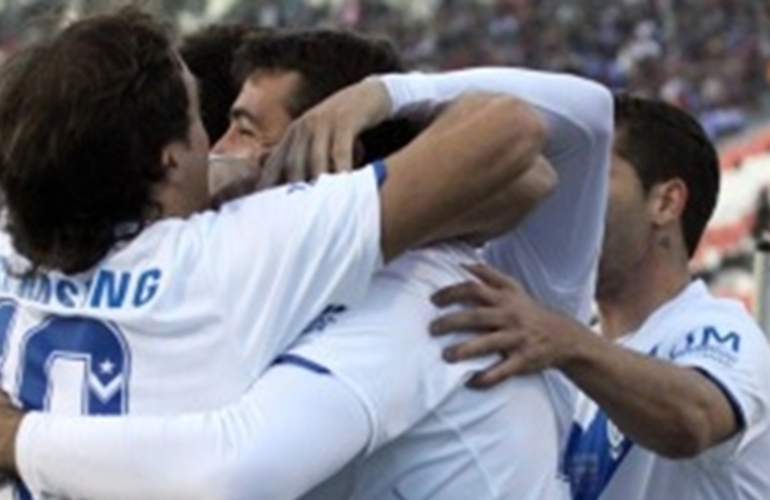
[668,326,741,367]
[563,411,633,500]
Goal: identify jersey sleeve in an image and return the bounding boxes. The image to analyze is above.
[282,245,498,452]
[16,363,371,500]
[199,165,384,378]
[660,308,770,459]
[381,67,612,321]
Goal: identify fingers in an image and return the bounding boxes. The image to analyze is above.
[258,129,293,190]
[468,355,530,389]
[432,279,499,308]
[443,332,524,363]
[284,127,310,184]
[463,263,519,291]
[310,122,333,179]
[330,127,355,173]
[430,307,507,336]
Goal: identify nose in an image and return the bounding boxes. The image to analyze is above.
[211,133,232,155]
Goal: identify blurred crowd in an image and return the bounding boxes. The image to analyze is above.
[225,0,770,141]
[1,0,769,140]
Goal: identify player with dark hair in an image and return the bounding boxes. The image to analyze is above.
[179,23,265,143]
[0,25,615,500]
[0,8,564,499]
[430,95,770,500]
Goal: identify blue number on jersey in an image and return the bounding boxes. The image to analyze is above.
[18,316,130,414]
[0,303,131,499]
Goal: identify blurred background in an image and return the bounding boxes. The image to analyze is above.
[2,0,770,306]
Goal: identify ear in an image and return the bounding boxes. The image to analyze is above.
[161,141,183,178]
[648,178,688,228]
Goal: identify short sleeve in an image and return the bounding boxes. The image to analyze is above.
[199,166,384,377]
[660,310,770,458]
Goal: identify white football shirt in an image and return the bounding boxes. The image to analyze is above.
[0,166,383,498]
[13,68,613,500]
[564,280,770,500]
[294,67,613,500]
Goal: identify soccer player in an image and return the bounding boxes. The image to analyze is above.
[0,9,555,500]
[430,95,770,500]
[0,30,612,499]
[179,23,266,143]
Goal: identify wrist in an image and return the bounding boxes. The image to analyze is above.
[375,72,441,119]
[551,315,602,372]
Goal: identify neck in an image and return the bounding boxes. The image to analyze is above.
[597,249,691,341]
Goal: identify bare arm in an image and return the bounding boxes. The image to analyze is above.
[264,81,546,263]
[377,91,546,260]
[558,329,737,458]
[430,264,739,459]
[429,156,557,245]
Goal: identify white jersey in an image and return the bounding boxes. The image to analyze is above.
[12,68,611,500]
[0,167,383,498]
[293,68,613,500]
[290,244,563,500]
[564,281,770,500]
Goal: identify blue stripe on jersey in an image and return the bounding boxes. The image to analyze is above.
[274,353,331,375]
[372,159,388,187]
[694,367,746,430]
[563,411,633,500]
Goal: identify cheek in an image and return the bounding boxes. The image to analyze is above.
[194,121,210,153]
[604,196,648,252]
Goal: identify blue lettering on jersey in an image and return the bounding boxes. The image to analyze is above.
[89,270,131,308]
[301,304,348,335]
[563,412,633,500]
[668,326,741,366]
[19,275,49,302]
[0,258,162,310]
[133,269,161,307]
[55,279,79,308]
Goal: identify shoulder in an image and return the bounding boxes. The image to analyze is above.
[379,243,478,292]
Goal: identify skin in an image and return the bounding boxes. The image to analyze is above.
[157,64,212,219]
[429,133,739,459]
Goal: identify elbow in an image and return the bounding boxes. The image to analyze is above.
[648,410,714,459]
[530,157,558,202]
[494,96,548,171]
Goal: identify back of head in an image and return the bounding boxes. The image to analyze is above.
[233,28,419,164]
[614,94,720,258]
[0,7,190,274]
[180,23,265,142]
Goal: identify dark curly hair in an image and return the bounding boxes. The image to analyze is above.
[0,7,190,273]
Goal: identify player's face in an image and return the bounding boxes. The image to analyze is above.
[596,137,654,300]
[211,71,299,169]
